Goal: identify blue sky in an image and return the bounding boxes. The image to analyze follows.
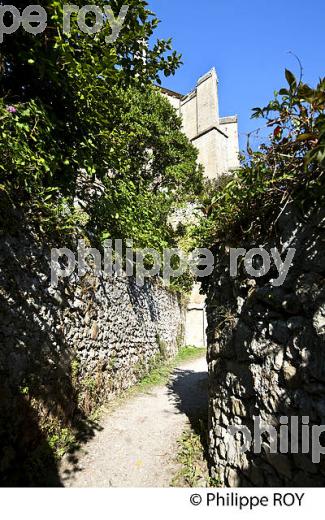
[149,0,325,150]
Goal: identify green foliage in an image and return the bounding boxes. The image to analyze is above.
[81,84,202,255]
[195,71,325,247]
[19,385,30,396]
[81,84,202,294]
[47,426,77,459]
[175,345,206,363]
[70,359,80,383]
[171,409,220,488]
[171,425,215,488]
[0,2,202,293]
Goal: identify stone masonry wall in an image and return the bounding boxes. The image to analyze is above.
[0,222,184,484]
[204,203,325,486]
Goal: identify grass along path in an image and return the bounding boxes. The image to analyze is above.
[60,347,208,487]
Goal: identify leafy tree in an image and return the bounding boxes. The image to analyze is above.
[0,0,202,258]
[89,85,202,246]
[195,70,325,248]
[1,1,171,192]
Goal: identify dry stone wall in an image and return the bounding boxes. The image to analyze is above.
[204,203,325,486]
[0,222,184,484]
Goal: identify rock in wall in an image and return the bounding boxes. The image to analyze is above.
[0,222,185,484]
[204,203,325,486]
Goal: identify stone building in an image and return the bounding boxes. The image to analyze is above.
[163,68,240,347]
[162,67,239,180]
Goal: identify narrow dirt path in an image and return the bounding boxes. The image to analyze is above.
[60,355,208,487]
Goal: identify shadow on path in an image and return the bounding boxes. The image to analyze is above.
[167,364,209,455]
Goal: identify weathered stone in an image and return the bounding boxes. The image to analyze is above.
[205,203,325,486]
[91,321,99,340]
[266,453,292,479]
[225,467,241,487]
[282,361,297,382]
[230,397,246,417]
[269,321,291,345]
[0,227,186,486]
[313,305,325,336]
[273,350,284,370]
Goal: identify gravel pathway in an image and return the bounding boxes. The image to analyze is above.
[60,355,208,487]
